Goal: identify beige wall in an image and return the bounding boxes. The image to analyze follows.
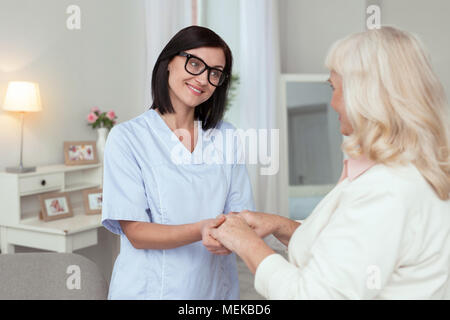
[0,0,147,171]
[382,0,450,100]
[278,0,450,98]
[278,0,366,73]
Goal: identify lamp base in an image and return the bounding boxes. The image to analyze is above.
[6,166,36,173]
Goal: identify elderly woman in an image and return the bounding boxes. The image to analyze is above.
[210,26,450,299]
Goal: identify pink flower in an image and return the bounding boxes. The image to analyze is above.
[91,106,100,114]
[87,112,98,124]
[106,110,116,120]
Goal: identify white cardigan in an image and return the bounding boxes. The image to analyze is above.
[255,164,450,299]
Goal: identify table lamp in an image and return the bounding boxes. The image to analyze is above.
[3,81,42,173]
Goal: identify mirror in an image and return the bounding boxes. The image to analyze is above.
[281,74,343,220]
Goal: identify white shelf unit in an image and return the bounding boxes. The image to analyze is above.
[0,164,103,253]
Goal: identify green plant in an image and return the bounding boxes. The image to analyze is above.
[225,74,240,112]
[87,107,117,130]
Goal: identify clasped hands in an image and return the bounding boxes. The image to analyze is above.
[200,210,276,256]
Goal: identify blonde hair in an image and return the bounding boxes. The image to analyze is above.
[325,26,450,200]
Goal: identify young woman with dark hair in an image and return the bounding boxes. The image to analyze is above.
[151,25,233,130]
[101,26,254,299]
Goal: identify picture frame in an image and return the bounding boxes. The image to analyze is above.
[39,192,74,222]
[64,141,98,166]
[82,188,103,215]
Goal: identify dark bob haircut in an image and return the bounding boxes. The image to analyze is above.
[150,25,233,130]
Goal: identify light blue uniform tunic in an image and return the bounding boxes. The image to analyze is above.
[101,109,255,299]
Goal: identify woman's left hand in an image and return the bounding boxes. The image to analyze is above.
[200,216,232,255]
[210,214,260,254]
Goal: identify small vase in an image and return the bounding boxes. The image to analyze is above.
[96,127,109,163]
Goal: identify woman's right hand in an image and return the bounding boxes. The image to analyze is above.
[234,210,278,238]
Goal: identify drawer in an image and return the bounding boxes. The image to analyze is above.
[19,173,64,195]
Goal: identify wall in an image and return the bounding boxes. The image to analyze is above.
[0,0,147,171]
[278,0,366,74]
[382,0,450,100]
[278,0,450,98]
[286,82,331,108]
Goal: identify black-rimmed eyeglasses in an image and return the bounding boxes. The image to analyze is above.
[178,51,228,87]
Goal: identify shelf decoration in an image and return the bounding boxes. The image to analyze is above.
[63,141,98,165]
[39,192,74,222]
[83,187,103,215]
[87,106,118,163]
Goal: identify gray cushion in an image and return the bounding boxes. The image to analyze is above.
[0,252,108,300]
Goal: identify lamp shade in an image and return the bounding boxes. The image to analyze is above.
[3,81,42,112]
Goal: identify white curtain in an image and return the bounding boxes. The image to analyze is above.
[144,0,193,108]
[112,0,193,258]
[239,0,289,218]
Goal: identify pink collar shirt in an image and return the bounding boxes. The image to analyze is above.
[338,154,377,183]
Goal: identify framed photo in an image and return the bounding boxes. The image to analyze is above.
[83,188,103,215]
[39,192,73,222]
[64,141,98,165]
